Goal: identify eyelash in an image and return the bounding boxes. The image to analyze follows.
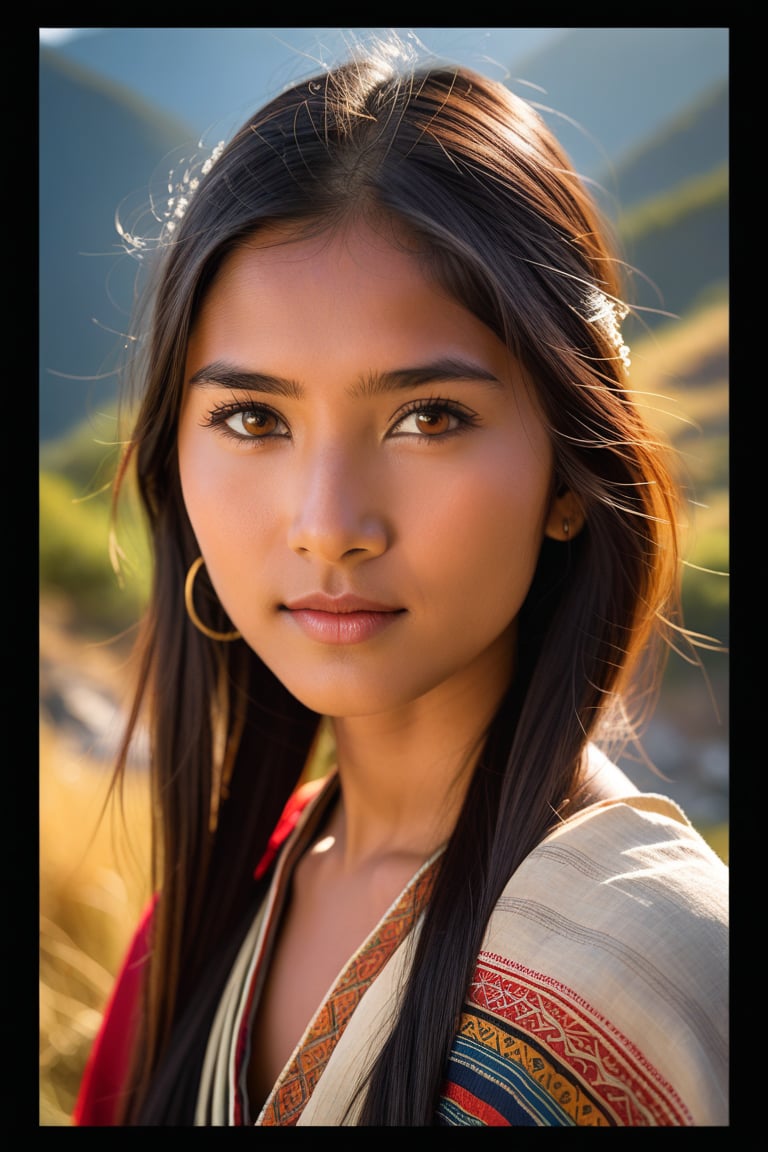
[201,396,480,444]
[390,397,480,439]
[203,400,289,443]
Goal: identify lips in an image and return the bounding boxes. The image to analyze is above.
[283,593,402,613]
[281,593,405,644]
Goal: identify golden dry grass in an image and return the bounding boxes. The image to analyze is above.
[39,690,150,1125]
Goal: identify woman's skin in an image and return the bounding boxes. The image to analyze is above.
[177,217,592,1105]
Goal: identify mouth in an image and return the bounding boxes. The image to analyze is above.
[280,594,405,645]
[283,593,402,613]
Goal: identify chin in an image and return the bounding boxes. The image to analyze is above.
[263,667,418,720]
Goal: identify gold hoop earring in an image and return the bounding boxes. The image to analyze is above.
[184,556,241,642]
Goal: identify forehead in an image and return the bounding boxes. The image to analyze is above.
[189,219,513,376]
[210,217,430,299]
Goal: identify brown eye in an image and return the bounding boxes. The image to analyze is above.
[239,410,278,436]
[391,402,469,438]
[223,407,287,438]
[414,410,453,435]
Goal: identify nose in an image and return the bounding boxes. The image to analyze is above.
[286,444,389,564]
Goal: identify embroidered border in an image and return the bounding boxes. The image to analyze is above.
[260,856,440,1125]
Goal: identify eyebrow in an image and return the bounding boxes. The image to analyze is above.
[187,357,505,398]
[187,362,303,398]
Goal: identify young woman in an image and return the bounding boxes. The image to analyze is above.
[73,41,728,1126]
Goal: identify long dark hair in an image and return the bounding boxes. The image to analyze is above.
[108,39,689,1124]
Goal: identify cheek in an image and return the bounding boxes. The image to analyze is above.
[178,427,222,542]
[414,447,552,582]
[177,421,274,562]
[182,474,281,571]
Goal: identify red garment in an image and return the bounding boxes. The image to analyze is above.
[72,778,325,1126]
[70,897,155,1126]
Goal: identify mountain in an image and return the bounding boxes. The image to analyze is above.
[508,27,728,179]
[605,77,729,210]
[610,78,729,328]
[39,48,197,442]
[39,28,729,443]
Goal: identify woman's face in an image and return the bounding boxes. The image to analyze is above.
[178,220,568,720]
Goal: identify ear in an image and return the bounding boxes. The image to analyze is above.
[544,487,586,542]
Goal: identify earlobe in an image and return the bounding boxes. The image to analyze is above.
[544,489,586,542]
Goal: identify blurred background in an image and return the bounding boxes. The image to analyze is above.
[39,27,729,1125]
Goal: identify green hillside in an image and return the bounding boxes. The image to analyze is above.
[606,79,728,210]
[619,166,729,334]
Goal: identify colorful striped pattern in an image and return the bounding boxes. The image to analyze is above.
[437,952,692,1126]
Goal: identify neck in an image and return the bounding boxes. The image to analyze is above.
[327,666,505,868]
